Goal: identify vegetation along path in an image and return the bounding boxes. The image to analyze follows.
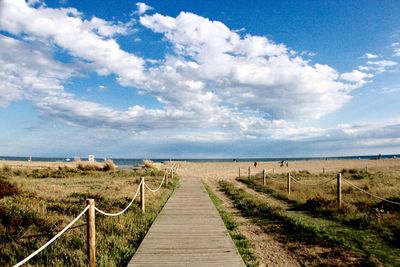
[128,176,245,267]
[227,177,400,266]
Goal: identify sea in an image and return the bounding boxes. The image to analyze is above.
[0,154,398,169]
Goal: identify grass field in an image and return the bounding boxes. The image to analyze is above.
[227,168,400,265]
[204,184,258,267]
[0,164,178,267]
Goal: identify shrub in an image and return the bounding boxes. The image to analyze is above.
[102,160,116,171]
[0,164,12,174]
[143,160,159,170]
[77,162,101,171]
[0,179,20,198]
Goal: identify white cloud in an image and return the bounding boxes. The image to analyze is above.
[340,70,373,85]
[362,53,379,59]
[84,17,134,38]
[392,42,400,57]
[98,85,107,92]
[379,87,400,94]
[0,35,74,107]
[1,1,397,149]
[359,60,397,74]
[135,2,153,15]
[140,12,364,120]
[0,0,145,87]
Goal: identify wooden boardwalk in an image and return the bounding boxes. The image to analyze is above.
[128,176,245,267]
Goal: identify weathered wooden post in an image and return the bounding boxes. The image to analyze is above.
[323,167,325,175]
[287,173,291,194]
[171,167,174,180]
[248,167,251,179]
[164,173,168,188]
[262,169,266,186]
[86,199,96,267]
[337,173,342,209]
[365,166,368,172]
[164,168,168,187]
[272,168,275,175]
[238,167,241,178]
[140,177,145,212]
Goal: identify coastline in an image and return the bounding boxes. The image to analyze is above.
[176,158,400,180]
[1,158,399,176]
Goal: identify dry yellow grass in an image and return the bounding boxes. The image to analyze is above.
[0,167,176,266]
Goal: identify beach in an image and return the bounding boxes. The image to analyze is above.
[2,158,399,178]
[176,158,400,180]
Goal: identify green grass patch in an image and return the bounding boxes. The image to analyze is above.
[204,183,258,267]
[219,180,400,266]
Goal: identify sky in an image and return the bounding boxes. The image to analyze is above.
[0,0,400,159]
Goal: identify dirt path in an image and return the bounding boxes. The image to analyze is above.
[198,173,362,266]
[205,179,300,267]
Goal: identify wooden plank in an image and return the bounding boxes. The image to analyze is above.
[128,177,245,267]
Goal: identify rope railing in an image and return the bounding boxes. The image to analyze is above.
[242,166,400,209]
[266,177,287,184]
[343,178,400,206]
[13,205,90,267]
[95,179,143,217]
[266,175,284,180]
[144,173,166,193]
[12,164,177,266]
[290,175,336,186]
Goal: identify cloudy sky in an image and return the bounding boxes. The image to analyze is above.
[1,0,400,158]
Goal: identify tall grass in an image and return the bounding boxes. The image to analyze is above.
[220,180,400,266]
[242,169,400,251]
[0,166,177,266]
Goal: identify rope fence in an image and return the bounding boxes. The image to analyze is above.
[95,179,143,217]
[343,178,400,206]
[13,205,90,267]
[290,175,336,186]
[12,165,176,267]
[241,165,400,209]
[144,173,166,193]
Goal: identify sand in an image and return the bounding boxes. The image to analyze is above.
[176,158,400,180]
[2,158,399,177]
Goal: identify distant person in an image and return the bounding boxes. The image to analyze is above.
[286,161,289,167]
[254,161,257,168]
[378,154,382,159]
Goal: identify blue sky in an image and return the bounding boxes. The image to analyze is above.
[0,0,400,158]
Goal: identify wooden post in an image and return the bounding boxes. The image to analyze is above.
[171,167,174,180]
[238,167,241,178]
[140,177,145,212]
[86,199,95,267]
[287,173,291,194]
[248,167,251,179]
[272,168,275,175]
[164,168,168,187]
[262,169,266,186]
[323,167,325,175]
[365,166,368,172]
[337,173,342,209]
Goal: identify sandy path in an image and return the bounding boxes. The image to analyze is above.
[176,159,400,180]
[205,179,300,267]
